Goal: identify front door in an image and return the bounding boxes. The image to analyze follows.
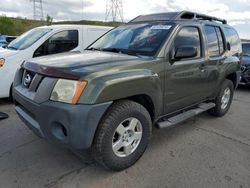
[164,26,209,114]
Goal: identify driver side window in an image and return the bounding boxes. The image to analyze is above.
[172,27,201,59]
[34,30,79,57]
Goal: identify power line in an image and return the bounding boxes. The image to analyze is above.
[30,0,44,20]
[105,0,124,22]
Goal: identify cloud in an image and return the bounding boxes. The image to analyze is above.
[0,0,250,38]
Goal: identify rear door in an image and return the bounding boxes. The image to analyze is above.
[203,25,225,93]
[164,25,210,114]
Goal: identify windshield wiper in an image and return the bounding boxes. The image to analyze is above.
[102,48,145,58]
[102,48,123,53]
[86,47,102,51]
[7,46,18,50]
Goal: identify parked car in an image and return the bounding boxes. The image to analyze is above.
[0,35,7,47]
[5,36,17,43]
[0,25,113,98]
[13,11,241,171]
[240,42,250,86]
[0,35,16,47]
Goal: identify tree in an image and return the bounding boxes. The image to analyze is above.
[46,14,53,25]
[0,16,15,35]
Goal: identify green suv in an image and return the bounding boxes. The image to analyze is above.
[13,11,242,171]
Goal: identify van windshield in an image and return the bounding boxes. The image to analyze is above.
[87,22,172,56]
[7,28,52,50]
[242,43,250,56]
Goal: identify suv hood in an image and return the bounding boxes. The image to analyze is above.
[23,51,149,79]
[0,47,19,58]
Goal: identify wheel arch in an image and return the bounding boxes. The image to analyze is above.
[225,72,238,89]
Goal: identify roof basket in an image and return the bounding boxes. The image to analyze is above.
[129,11,227,24]
[177,11,227,24]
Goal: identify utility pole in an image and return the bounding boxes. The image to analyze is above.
[105,0,124,22]
[30,0,44,20]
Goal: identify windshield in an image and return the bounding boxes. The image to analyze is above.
[242,43,250,56]
[87,22,172,56]
[0,35,6,42]
[7,28,52,50]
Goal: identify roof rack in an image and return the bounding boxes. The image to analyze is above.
[176,11,227,24]
[129,11,227,24]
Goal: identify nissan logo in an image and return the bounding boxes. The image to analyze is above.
[241,66,246,72]
[23,73,32,87]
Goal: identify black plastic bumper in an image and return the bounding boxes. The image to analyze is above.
[14,90,112,149]
[240,72,250,85]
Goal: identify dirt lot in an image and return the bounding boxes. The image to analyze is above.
[0,86,250,188]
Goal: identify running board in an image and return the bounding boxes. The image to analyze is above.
[157,102,215,129]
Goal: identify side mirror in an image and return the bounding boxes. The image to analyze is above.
[174,46,198,60]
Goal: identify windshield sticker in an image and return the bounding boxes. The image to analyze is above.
[150,25,172,30]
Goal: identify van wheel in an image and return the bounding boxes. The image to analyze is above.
[92,100,152,171]
[209,79,234,117]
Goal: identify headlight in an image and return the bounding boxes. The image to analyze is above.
[0,58,5,67]
[50,79,87,104]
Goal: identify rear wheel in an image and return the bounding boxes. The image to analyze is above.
[92,100,152,171]
[209,79,234,117]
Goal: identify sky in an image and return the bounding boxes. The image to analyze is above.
[0,0,250,39]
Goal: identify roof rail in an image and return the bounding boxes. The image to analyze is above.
[176,11,227,24]
[129,11,227,24]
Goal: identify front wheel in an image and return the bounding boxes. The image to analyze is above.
[92,100,152,171]
[209,79,234,117]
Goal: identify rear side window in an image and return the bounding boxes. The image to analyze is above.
[215,27,224,54]
[173,26,201,58]
[205,26,225,57]
[34,30,79,57]
[224,27,241,55]
[204,26,218,57]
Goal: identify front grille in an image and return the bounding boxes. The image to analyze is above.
[22,70,35,88]
[21,69,44,92]
[15,68,57,103]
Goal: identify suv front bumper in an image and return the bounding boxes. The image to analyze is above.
[14,90,112,149]
[240,67,250,85]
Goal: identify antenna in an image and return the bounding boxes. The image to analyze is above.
[105,0,124,22]
[30,0,44,20]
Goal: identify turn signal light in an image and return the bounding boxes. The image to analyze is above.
[71,81,88,104]
[0,59,4,67]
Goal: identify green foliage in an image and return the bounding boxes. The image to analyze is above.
[241,39,250,42]
[0,16,122,36]
[0,17,15,35]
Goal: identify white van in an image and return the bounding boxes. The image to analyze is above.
[0,24,113,98]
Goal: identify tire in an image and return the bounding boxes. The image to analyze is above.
[9,84,13,100]
[92,100,152,171]
[209,79,234,117]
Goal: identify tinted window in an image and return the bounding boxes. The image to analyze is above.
[215,27,224,55]
[205,26,219,57]
[224,28,241,55]
[173,27,201,58]
[34,30,78,57]
[242,43,250,56]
